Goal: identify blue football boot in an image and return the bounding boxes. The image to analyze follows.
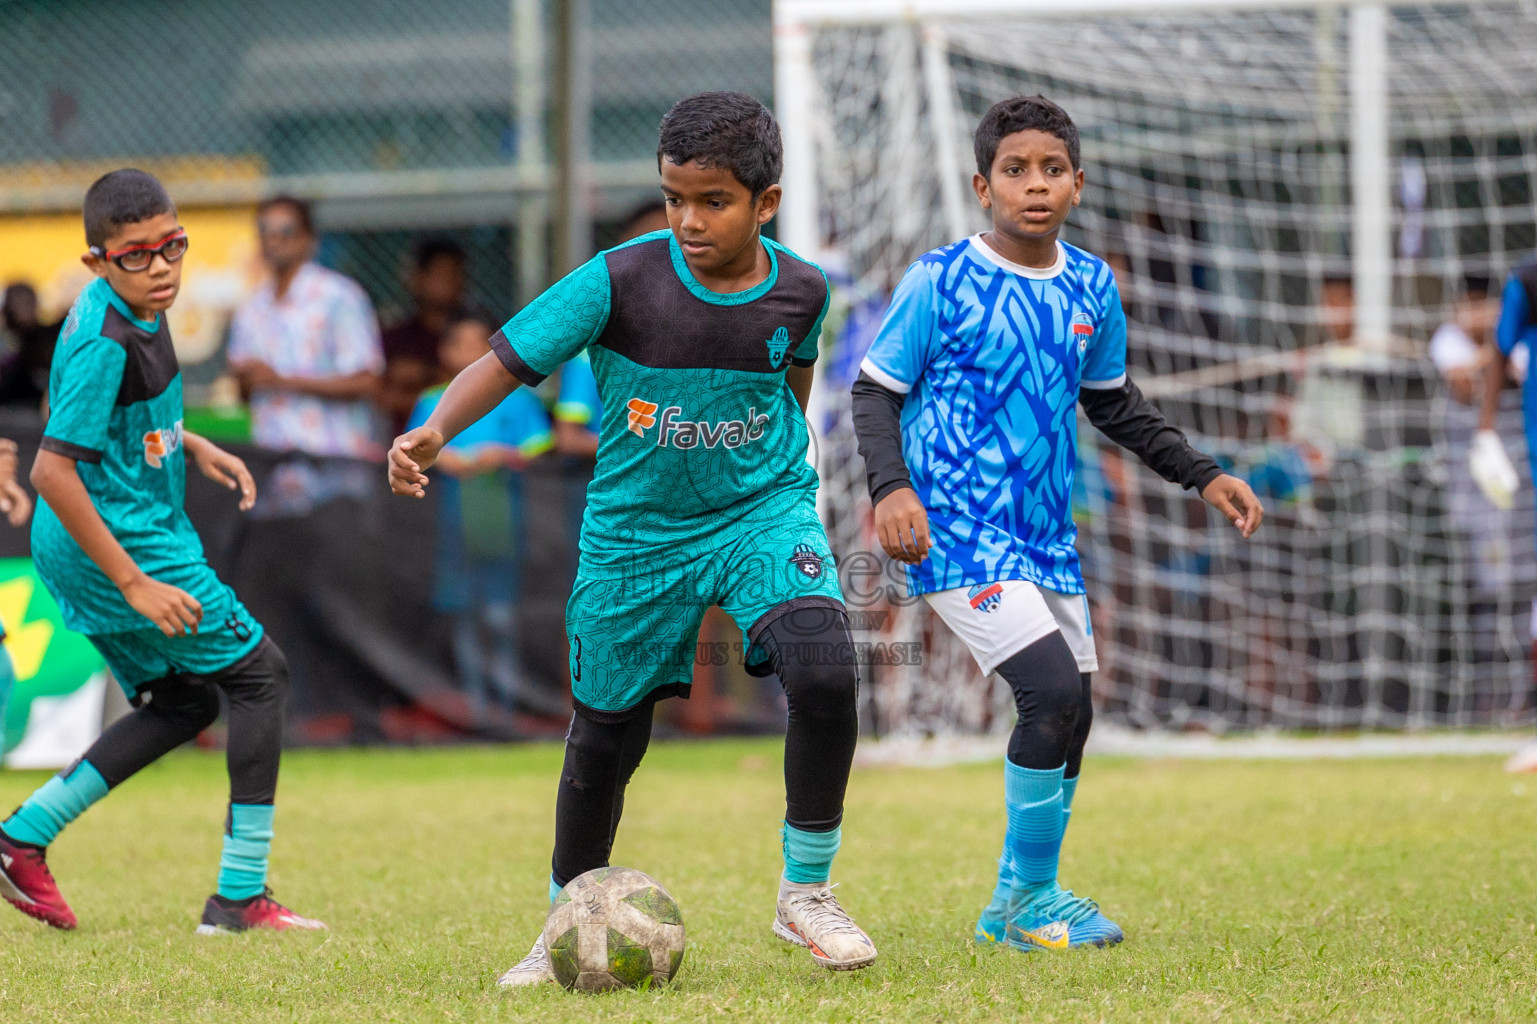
[1005,886,1124,951]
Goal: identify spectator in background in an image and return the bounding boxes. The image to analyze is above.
[228,196,385,471]
[1479,255,1537,773]
[552,201,668,535]
[380,239,467,436]
[0,283,59,410]
[226,196,387,740]
[407,310,552,719]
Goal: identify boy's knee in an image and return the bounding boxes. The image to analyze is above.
[147,678,223,733]
[763,608,858,720]
[999,631,1081,723]
[214,639,289,705]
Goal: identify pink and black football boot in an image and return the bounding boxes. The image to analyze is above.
[196,888,327,935]
[0,828,78,930]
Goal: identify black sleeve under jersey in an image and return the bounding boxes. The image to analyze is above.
[1078,378,1224,493]
[850,372,912,505]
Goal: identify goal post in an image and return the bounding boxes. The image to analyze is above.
[777,0,1537,738]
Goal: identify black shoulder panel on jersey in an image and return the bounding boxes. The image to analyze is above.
[595,237,827,373]
[100,306,179,407]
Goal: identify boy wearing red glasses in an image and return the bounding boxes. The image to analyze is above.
[0,169,324,935]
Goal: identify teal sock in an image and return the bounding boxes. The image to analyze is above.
[781,822,841,884]
[549,876,562,904]
[3,760,108,847]
[1004,760,1065,892]
[1061,773,1079,833]
[217,804,274,901]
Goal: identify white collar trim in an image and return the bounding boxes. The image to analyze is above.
[968,234,1067,280]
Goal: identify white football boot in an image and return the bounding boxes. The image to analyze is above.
[773,878,878,970]
[496,934,556,988]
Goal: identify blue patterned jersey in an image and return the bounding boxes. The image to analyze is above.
[860,235,1128,596]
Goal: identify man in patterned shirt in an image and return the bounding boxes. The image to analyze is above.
[229,196,384,465]
[853,96,1264,953]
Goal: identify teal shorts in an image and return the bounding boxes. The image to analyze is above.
[567,498,845,715]
[88,592,263,699]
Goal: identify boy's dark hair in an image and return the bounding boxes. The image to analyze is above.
[83,169,176,248]
[445,306,495,334]
[1461,273,1492,297]
[974,95,1081,177]
[412,237,466,272]
[657,92,782,197]
[257,195,314,236]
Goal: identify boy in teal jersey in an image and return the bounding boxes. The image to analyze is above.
[0,437,34,760]
[391,93,876,982]
[0,170,324,935]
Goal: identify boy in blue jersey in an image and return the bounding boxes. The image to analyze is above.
[408,311,552,717]
[390,93,876,983]
[0,170,324,935]
[852,96,1264,951]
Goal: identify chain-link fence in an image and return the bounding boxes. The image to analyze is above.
[0,0,772,327]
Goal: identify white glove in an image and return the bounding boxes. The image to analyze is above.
[1470,429,1519,510]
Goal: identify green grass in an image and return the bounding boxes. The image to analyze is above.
[3,741,1535,1023]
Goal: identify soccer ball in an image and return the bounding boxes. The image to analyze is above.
[542,866,686,992]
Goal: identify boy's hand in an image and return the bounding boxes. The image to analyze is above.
[389,427,445,497]
[874,487,931,564]
[1200,473,1265,539]
[120,574,203,637]
[0,439,32,527]
[191,441,257,511]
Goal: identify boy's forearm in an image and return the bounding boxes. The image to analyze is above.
[181,430,216,460]
[786,365,814,414]
[850,372,913,504]
[30,451,144,589]
[421,351,520,443]
[1477,352,1507,432]
[1080,378,1222,492]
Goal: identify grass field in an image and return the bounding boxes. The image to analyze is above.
[2,740,1535,1023]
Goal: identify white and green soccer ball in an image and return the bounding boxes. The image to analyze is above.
[542,867,686,992]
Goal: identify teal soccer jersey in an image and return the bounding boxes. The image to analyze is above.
[490,230,844,712]
[33,278,261,662]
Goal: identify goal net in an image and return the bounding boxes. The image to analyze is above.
[786,0,1537,736]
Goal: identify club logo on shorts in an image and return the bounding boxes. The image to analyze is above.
[142,420,184,469]
[225,613,253,643]
[789,543,825,580]
[626,398,659,437]
[1072,312,1094,355]
[968,583,1004,613]
[765,326,793,368]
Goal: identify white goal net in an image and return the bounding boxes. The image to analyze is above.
[782,0,1537,735]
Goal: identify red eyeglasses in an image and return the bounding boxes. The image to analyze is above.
[89,229,189,272]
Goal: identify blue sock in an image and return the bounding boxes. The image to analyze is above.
[3,760,108,847]
[1061,773,1080,833]
[549,876,562,904]
[217,804,274,901]
[982,839,1013,918]
[1004,760,1065,893]
[781,823,841,884]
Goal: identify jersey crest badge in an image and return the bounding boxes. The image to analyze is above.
[765,326,792,368]
[968,583,1004,613]
[789,543,825,580]
[1071,312,1094,354]
[626,398,659,437]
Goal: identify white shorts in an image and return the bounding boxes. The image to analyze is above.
[924,580,1098,676]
